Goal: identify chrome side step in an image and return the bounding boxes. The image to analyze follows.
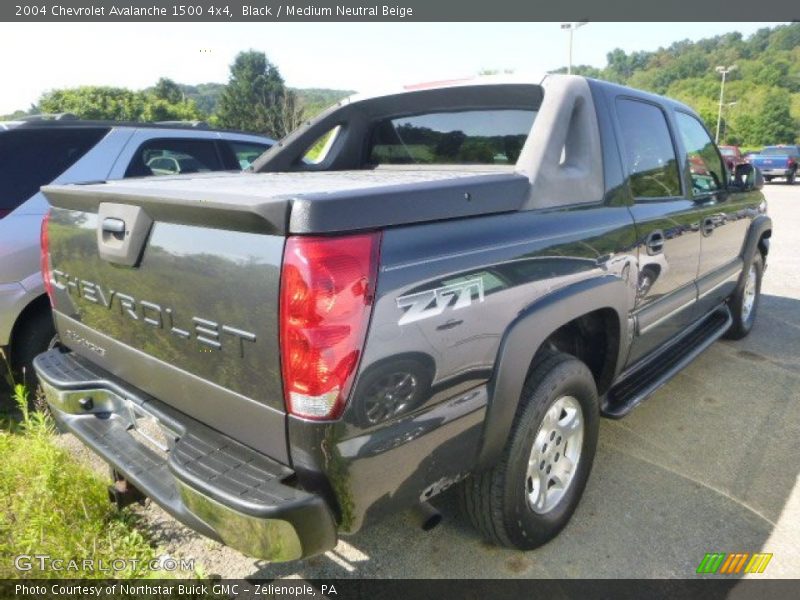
[602,306,732,418]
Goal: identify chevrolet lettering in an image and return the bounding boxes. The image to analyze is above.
[51,269,257,356]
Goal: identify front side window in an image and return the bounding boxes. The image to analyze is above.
[615,98,681,199]
[368,109,536,166]
[675,111,726,196]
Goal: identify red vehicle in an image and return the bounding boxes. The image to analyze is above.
[718,145,748,171]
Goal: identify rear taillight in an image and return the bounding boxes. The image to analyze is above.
[40,211,54,306]
[279,232,381,420]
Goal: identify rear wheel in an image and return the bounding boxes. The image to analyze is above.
[459,351,599,549]
[724,253,763,340]
[764,176,773,183]
[10,309,57,389]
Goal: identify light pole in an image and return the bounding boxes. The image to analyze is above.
[561,22,588,75]
[721,101,737,141]
[715,65,736,143]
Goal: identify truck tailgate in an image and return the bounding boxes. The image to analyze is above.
[752,156,790,169]
[42,192,288,462]
[40,168,528,462]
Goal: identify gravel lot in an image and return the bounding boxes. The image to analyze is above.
[55,183,799,579]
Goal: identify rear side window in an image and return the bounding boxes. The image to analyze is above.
[368,109,536,166]
[615,98,681,199]
[674,111,726,195]
[228,141,270,169]
[0,127,109,211]
[125,138,223,177]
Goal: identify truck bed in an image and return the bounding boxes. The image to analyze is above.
[43,167,531,235]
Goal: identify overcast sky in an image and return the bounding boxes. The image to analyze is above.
[0,22,785,114]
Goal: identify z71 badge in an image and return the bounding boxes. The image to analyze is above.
[396,278,485,325]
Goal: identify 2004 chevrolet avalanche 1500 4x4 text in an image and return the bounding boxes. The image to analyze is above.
[33,75,770,561]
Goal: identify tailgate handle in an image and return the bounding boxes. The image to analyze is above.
[102,217,126,234]
[97,203,153,267]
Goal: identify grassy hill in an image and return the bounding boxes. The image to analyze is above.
[555,23,800,146]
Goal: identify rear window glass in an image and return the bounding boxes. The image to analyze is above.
[368,110,536,166]
[0,127,109,211]
[229,140,270,169]
[125,138,223,177]
[762,146,799,156]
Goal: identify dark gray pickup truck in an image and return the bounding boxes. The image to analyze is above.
[34,75,771,562]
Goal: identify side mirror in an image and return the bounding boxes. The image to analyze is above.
[732,163,764,191]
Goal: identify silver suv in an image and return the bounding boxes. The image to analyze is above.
[0,119,273,382]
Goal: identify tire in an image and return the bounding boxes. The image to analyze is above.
[9,308,57,389]
[724,252,763,340]
[459,351,599,549]
[764,176,773,183]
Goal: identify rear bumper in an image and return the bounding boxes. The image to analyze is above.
[759,168,792,177]
[33,349,337,562]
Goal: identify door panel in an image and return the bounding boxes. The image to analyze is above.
[610,97,702,364]
[628,201,702,361]
[672,110,761,317]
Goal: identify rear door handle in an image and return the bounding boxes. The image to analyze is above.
[645,230,664,256]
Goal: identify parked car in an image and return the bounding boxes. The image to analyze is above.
[34,75,769,561]
[718,145,747,172]
[0,119,273,385]
[749,145,799,184]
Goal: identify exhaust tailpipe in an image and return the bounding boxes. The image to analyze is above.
[412,501,442,531]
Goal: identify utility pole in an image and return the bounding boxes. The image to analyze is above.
[715,65,736,144]
[561,22,588,75]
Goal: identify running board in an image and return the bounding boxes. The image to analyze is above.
[602,306,732,418]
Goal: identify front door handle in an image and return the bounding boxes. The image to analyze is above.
[645,230,665,256]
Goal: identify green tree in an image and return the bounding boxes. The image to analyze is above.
[754,90,797,144]
[216,50,303,137]
[38,84,202,122]
[153,77,184,104]
[39,87,143,120]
